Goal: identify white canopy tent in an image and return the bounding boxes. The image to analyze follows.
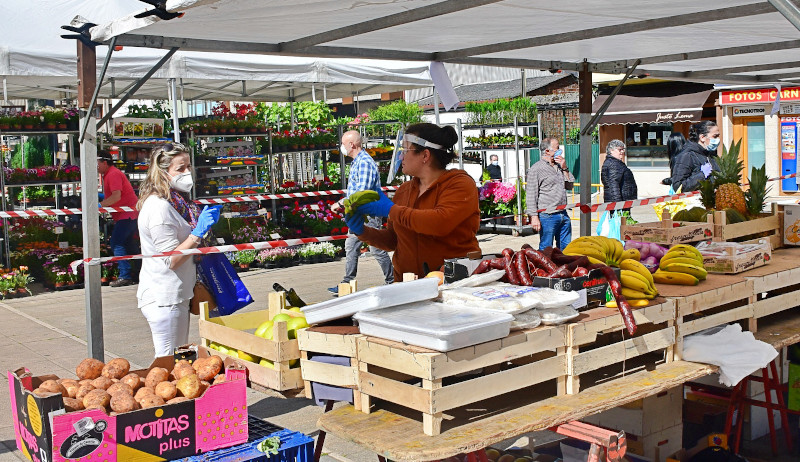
[0,0,434,102]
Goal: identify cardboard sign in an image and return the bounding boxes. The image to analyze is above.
[270,233,282,240]
[256,208,267,216]
[58,242,68,249]
[54,227,63,235]
[56,151,68,161]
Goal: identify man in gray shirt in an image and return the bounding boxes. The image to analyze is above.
[526,137,575,250]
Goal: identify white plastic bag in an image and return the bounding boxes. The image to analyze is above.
[683,324,778,386]
[437,286,526,314]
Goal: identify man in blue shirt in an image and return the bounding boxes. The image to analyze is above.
[329,131,394,294]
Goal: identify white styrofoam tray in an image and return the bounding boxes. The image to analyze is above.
[301,278,440,324]
[353,301,513,352]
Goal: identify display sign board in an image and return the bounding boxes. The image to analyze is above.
[782,103,800,115]
[732,106,767,117]
[721,86,800,105]
[112,117,165,139]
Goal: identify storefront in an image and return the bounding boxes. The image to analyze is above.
[593,82,716,197]
[719,86,800,195]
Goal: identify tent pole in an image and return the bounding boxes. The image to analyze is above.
[434,91,440,125]
[339,125,346,190]
[457,118,464,170]
[578,61,592,237]
[79,36,116,144]
[170,78,181,142]
[77,40,104,360]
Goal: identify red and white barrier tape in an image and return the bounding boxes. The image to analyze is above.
[70,234,350,270]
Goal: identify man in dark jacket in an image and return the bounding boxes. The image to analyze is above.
[601,139,637,204]
[486,154,502,180]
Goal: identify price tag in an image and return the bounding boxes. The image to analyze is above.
[257,208,267,216]
[310,204,320,210]
[314,174,325,181]
[572,289,588,310]
[54,227,64,235]
[222,212,235,218]
[648,131,657,140]
[662,132,670,146]
[216,238,225,245]
[56,151,68,161]
[59,241,69,249]
[633,132,641,142]
[270,233,282,239]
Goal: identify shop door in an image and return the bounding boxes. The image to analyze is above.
[733,117,765,180]
[780,118,799,191]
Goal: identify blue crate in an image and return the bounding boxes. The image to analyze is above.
[178,429,313,462]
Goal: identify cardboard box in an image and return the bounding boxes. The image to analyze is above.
[696,239,771,274]
[9,348,248,462]
[666,433,727,462]
[783,204,800,246]
[443,252,492,283]
[582,387,682,437]
[533,266,619,308]
[621,217,713,245]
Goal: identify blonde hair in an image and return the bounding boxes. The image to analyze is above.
[136,143,190,210]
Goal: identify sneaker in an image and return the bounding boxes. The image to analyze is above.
[110,278,136,287]
[327,286,339,296]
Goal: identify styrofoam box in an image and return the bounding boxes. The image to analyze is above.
[353,301,513,352]
[302,278,440,324]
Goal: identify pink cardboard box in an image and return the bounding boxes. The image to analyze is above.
[9,347,248,462]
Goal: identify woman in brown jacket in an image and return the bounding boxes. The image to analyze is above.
[347,123,481,279]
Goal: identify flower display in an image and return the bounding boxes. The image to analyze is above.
[478,181,520,218]
[4,165,80,184]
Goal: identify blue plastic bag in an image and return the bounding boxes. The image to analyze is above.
[197,253,253,316]
[596,211,622,241]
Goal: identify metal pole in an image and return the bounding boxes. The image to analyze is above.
[79,37,116,144]
[514,116,523,230]
[579,62,593,237]
[521,68,527,97]
[457,118,464,170]
[170,78,181,142]
[434,91,441,125]
[0,133,8,268]
[338,125,346,190]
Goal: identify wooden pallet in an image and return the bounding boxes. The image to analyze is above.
[198,293,303,391]
[565,298,677,395]
[356,324,569,436]
[711,203,783,250]
[743,246,800,333]
[297,326,362,409]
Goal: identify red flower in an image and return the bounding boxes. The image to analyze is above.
[341,226,349,233]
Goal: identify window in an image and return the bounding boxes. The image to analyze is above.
[624,123,672,168]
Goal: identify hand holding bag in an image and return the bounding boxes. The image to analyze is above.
[197,253,254,316]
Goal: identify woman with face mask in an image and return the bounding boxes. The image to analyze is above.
[136,143,222,356]
[670,121,721,192]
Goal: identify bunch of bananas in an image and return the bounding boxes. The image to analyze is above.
[652,244,707,286]
[563,236,624,266]
[343,190,379,216]
[619,259,658,300]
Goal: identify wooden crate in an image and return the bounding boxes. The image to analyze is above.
[565,298,677,395]
[198,293,303,392]
[743,246,800,333]
[356,325,569,436]
[621,211,713,245]
[297,326,362,409]
[711,203,783,250]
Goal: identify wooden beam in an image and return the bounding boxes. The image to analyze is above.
[77,42,96,109]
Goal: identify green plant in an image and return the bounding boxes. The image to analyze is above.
[366,100,424,136]
[10,136,52,168]
[125,101,172,133]
[235,250,257,265]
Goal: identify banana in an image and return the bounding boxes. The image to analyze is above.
[661,262,707,281]
[662,250,703,264]
[620,259,654,284]
[564,250,607,263]
[621,271,656,295]
[622,287,655,300]
[594,236,614,259]
[564,243,606,258]
[568,238,606,255]
[611,239,623,263]
[586,255,605,265]
[659,256,704,270]
[620,248,640,261]
[653,270,699,285]
[607,299,650,308]
[669,244,703,259]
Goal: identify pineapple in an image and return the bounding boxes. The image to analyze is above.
[745,164,771,217]
[712,139,747,215]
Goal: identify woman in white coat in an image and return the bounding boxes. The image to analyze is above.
[136,143,221,356]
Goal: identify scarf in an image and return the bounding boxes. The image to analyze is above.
[168,189,201,228]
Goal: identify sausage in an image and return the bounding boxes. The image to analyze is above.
[595,265,637,335]
[501,248,514,260]
[535,268,548,277]
[566,256,590,272]
[505,254,522,286]
[540,246,554,260]
[547,264,573,279]
[471,259,491,275]
[522,243,533,251]
[524,249,558,273]
[516,253,533,286]
[572,267,589,277]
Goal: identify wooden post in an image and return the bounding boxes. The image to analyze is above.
[268,291,287,319]
[578,62,593,237]
[77,42,96,109]
[402,272,418,282]
[422,378,444,436]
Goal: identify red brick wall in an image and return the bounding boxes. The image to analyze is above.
[534,79,580,142]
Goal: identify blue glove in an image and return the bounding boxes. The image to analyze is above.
[345,212,365,236]
[98,193,105,201]
[700,162,713,178]
[192,205,223,238]
[356,189,394,218]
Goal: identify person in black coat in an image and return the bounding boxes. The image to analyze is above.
[662,132,686,187]
[486,154,502,180]
[670,121,720,192]
[602,139,637,206]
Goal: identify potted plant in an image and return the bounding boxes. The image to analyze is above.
[235,249,257,269]
[14,266,33,296]
[0,273,14,298]
[42,108,64,130]
[101,263,117,284]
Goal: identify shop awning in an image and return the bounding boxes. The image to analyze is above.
[592,83,715,125]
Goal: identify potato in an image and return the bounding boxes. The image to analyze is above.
[197,364,220,382]
[63,397,85,412]
[110,393,138,413]
[32,388,47,397]
[39,380,68,397]
[172,359,192,372]
[171,364,195,380]
[176,374,201,399]
[167,397,190,404]
[145,367,169,389]
[61,381,80,399]
[206,356,224,374]
[91,376,113,390]
[134,387,155,403]
[191,357,206,371]
[199,381,210,398]
[76,358,105,380]
[212,374,226,385]
[139,395,165,409]
[155,381,177,401]
[82,389,111,410]
[79,379,92,387]
[76,385,95,400]
[84,404,107,412]
[121,373,142,391]
[102,358,130,380]
[107,382,134,397]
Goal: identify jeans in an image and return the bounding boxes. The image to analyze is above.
[110,218,138,280]
[538,211,572,250]
[343,216,394,284]
[139,299,190,357]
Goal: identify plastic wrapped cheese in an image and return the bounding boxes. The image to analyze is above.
[511,310,542,331]
[443,269,505,289]
[437,286,526,314]
[490,284,581,309]
[538,306,581,325]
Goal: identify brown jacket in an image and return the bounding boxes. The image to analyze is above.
[360,169,480,279]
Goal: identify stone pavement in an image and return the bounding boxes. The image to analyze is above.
[0,232,552,462]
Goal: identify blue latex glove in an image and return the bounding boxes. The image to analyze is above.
[345,212,365,236]
[192,205,223,238]
[356,189,394,218]
[700,162,713,178]
[98,193,105,201]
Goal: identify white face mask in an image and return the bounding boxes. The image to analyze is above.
[339,143,349,156]
[169,171,193,193]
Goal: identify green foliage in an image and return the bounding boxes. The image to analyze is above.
[326,162,348,185]
[125,101,173,133]
[10,136,53,168]
[465,97,537,125]
[366,100,424,136]
[255,101,333,130]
